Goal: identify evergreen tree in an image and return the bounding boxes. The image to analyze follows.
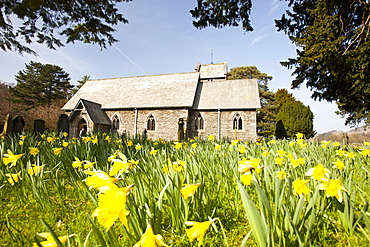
[275,88,296,113]
[70,75,90,97]
[275,101,315,139]
[227,66,276,137]
[9,61,73,109]
[275,0,370,125]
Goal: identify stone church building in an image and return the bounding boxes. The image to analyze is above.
[62,62,260,141]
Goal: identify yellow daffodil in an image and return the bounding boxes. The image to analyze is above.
[46,137,54,142]
[181,183,200,199]
[82,136,91,142]
[127,140,133,146]
[33,232,75,247]
[83,160,95,169]
[173,160,186,172]
[365,142,370,146]
[361,149,370,156]
[208,135,215,141]
[238,158,262,173]
[6,172,21,185]
[185,218,217,246]
[150,149,159,155]
[134,224,169,247]
[215,144,222,150]
[305,163,330,181]
[318,179,347,203]
[62,141,69,147]
[29,147,39,156]
[72,157,84,168]
[296,133,304,139]
[191,143,198,148]
[238,145,246,153]
[277,170,288,180]
[332,142,340,147]
[109,159,130,176]
[292,178,311,196]
[135,144,143,150]
[275,157,284,166]
[174,142,182,150]
[84,170,119,188]
[241,172,253,186]
[2,149,24,167]
[92,183,134,230]
[289,141,295,146]
[276,150,286,157]
[18,141,24,145]
[262,151,270,157]
[52,147,63,155]
[231,139,239,145]
[28,165,44,175]
[268,140,276,144]
[62,132,68,137]
[332,160,345,170]
[336,150,346,157]
[345,152,356,159]
[105,136,111,141]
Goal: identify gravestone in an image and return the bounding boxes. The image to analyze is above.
[1,114,13,135]
[34,119,45,134]
[57,114,69,134]
[12,116,25,134]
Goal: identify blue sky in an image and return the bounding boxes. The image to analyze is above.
[0,0,352,134]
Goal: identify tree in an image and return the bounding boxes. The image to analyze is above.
[0,0,131,55]
[9,61,73,109]
[275,100,315,139]
[227,66,276,137]
[275,0,370,126]
[70,75,90,97]
[274,88,296,113]
[190,0,253,31]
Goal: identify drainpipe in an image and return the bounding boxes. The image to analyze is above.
[134,108,138,136]
[217,109,221,140]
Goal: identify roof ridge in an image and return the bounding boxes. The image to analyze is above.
[88,71,199,81]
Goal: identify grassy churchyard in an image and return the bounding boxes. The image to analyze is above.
[1,132,369,246]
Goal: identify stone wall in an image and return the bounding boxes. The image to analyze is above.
[106,109,188,140]
[188,110,257,141]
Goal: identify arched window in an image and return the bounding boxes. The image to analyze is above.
[195,113,204,130]
[147,115,155,131]
[233,113,243,130]
[112,115,120,130]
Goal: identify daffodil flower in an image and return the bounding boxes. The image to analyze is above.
[134,224,169,247]
[208,135,215,141]
[6,172,21,185]
[185,218,217,246]
[52,147,63,155]
[332,160,345,170]
[241,172,253,185]
[84,170,119,188]
[109,159,130,176]
[135,144,143,150]
[277,170,288,180]
[292,178,311,196]
[305,163,330,181]
[181,183,200,199]
[29,147,39,156]
[92,183,134,230]
[2,149,24,167]
[28,165,44,176]
[318,179,347,202]
[33,232,75,247]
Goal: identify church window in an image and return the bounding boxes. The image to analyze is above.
[233,113,243,130]
[195,113,204,130]
[112,115,120,130]
[147,115,155,131]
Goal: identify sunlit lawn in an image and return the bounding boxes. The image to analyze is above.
[0,132,369,246]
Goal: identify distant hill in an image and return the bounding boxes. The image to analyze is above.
[312,126,370,143]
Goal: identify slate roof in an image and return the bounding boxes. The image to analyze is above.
[70,99,111,125]
[192,79,261,110]
[62,62,260,111]
[63,72,200,110]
